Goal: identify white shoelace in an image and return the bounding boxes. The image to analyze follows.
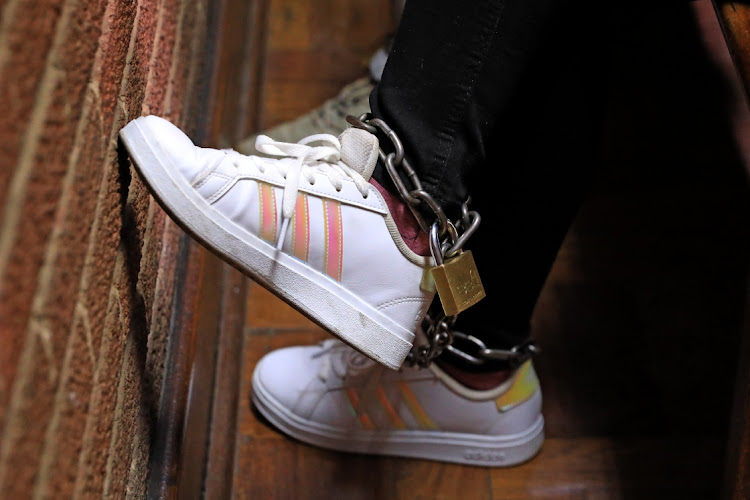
[247,134,371,249]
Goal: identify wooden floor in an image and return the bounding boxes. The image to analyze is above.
[212,0,748,498]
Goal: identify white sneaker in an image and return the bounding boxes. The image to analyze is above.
[251,339,544,467]
[119,116,435,369]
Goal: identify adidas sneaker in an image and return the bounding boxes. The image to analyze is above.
[251,338,544,467]
[119,116,435,369]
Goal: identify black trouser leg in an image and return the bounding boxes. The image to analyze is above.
[370,0,584,219]
[369,0,610,357]
[455,25,608,352]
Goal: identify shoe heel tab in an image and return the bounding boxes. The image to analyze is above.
[495,361,540,413]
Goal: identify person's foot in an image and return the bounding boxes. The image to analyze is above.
[119,115,434,369]
[236,76,375,157]
[251,338,544,467]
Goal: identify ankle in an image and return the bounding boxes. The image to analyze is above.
[371,178,430,256]
[434,357,511,391]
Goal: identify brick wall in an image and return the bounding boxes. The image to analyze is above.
[0,0,220,497]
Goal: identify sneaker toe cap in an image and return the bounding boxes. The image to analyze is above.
[137,115,211,184]
[252,345,322,411]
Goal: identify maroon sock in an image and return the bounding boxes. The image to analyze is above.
[434,358,511,391]
[371,179,430,256]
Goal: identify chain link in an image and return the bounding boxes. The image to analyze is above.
[445,333,541,368]
[406,312,456,368]
[406,311,541,369]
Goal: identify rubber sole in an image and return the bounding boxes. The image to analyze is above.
[119,117,414,369]
[252,372,545,467]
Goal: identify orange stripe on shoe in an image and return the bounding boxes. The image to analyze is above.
[376,386,407,429]
[495,361,539,412]
[258,182,277,243]
[397,381,438,430]
[322,199,343,281]
[346,388,376,430]
[292,193,309,261]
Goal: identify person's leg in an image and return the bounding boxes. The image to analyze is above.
[247,0,612,467]
[368,0,610,369]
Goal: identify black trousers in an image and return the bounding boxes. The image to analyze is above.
[370,0,611,350]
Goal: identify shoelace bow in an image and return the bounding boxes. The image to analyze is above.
[250,134,371,249]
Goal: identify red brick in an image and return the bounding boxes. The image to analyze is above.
[0,0,216,495]
[71,283,128,500]
[101,324,142,499]
[124,217,182,499]
[0,0,109,432]
[32,310,97,499]
[141,0,181,116]
[0,0,65,205]
[0,80,75,440]
[165,0,203,127]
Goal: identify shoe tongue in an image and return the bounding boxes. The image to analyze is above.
[339,127,379,180]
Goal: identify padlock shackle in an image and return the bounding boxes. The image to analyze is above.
[429,223,444,266]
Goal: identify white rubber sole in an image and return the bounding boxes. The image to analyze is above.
[119,117,414,369]
[252,374,544,467]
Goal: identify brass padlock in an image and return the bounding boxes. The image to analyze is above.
[429,224,485,316]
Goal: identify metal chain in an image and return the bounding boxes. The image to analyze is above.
[444,333,541,369]
[347,113,539,368]
[406,311,541,369]
[347,114,450,237]
[406,312,457,368]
